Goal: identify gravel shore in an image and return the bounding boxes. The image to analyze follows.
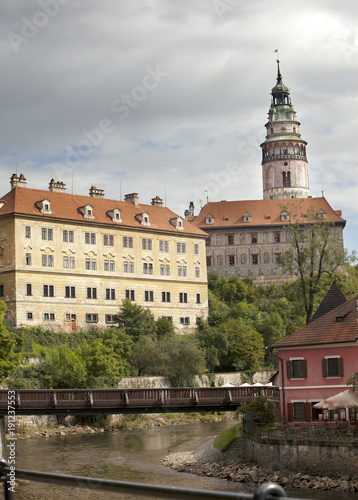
[162,435,358,493]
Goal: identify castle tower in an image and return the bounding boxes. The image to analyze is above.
[261,60,310,200]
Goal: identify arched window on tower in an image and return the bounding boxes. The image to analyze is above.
[282,171,291,188]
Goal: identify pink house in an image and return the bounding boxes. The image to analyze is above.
[273,284,358,422]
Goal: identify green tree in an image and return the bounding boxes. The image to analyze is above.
[130,336,161,376]
[0,302,21,381]
[278,202,345,324]
[237,394,277,424]
[221,318,264,372]
[115,299,156,342]
[155,317,175,339]
[79,339,122,382]
[40,345,87,388]
[347,372,358,392]
[159,336,206,387]
[196,321,228,372]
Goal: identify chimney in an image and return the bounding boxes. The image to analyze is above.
[151,195,164,207]
[124,193,139,206]
[89,186,105,198]
[10,173,27,189]
[49,179,66,193]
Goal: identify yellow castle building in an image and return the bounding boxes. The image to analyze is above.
[0,174,208,332]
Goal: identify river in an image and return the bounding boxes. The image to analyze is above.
[14,420,356,499]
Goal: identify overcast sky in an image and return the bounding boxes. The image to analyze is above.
[1,1,357,252]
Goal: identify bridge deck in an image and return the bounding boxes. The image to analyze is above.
[0,387,279,415]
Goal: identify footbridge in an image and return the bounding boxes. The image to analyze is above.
[0,386,279,416]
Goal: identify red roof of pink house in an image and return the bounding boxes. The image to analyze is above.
[273,295,358,348]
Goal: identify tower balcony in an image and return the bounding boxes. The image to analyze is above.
[262,153,307,163]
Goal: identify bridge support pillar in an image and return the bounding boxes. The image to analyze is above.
[0,417,6,459]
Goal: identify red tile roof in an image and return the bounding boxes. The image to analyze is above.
[273,295,358,348]
[191,198,345,229]
[0,187,207,237]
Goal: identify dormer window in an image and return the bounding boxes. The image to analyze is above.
[317,209,327,220]
[78,204,94,219]
[35,198,52,214]
[106,208,122,223]
[205,213,214,225]
[280,211,290,222]
[243,211,251,223]
[0,200,6,210]
[169,216,184,230]
[135,212,150,226]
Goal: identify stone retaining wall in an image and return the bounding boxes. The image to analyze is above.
[243,435,358,476]
[118,371,275,388]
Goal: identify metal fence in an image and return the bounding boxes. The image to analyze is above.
[0,459,309,500]
[243,416,358,443]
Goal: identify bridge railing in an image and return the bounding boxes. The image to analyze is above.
[0,460,308,500]
[0,387,279,415]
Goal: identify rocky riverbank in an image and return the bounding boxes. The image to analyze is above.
[11,412,234,439]
[162,437,358,493]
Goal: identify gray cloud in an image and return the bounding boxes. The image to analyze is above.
[1,0,357,251]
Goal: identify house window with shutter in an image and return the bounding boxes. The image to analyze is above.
[322,357,343,378]
[287,402,311,422]
[287,359,307,379]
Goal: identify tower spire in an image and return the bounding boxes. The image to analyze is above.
[276,58,282,83]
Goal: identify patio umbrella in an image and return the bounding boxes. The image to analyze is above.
[313,389,358,410]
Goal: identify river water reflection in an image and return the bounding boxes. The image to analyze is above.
[14,420,355,499]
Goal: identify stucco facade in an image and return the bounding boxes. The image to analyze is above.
[273,289,358,422]
[0,176,208,333]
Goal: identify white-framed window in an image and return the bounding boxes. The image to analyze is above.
[65,286,76,298]
[160,264,170,276]
[26,283,32,296]
[87,287,97,299]
[42,254,54,267]
[196,293,201,304]
[86,313,98,323]
[63,230,74,243]
[85,232,96,244]
[105,288,116,300]
[105,314,116,324]
[44,313,55,321]
[180,317,190,325]
[27,312,33,320]
[176,242,186,253]
[195,267,200,278]
[194,243,199,255]
[123,236,133,248]
[144,291,154,302]
[162,291,171,302]
[143,262,153,275]
[41,228,53,241]
[104,259,115,272]
[124,261,134,273]
[104,234,114,246]
[43,285,54,297]
[178,265,187,277]
[26,253,32,266]
[25,226,31,238]
[179,292,188,303]
[159,240,169,252]
[125,289,135,301]
[85,258,97,271]
[142,238,152,250]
